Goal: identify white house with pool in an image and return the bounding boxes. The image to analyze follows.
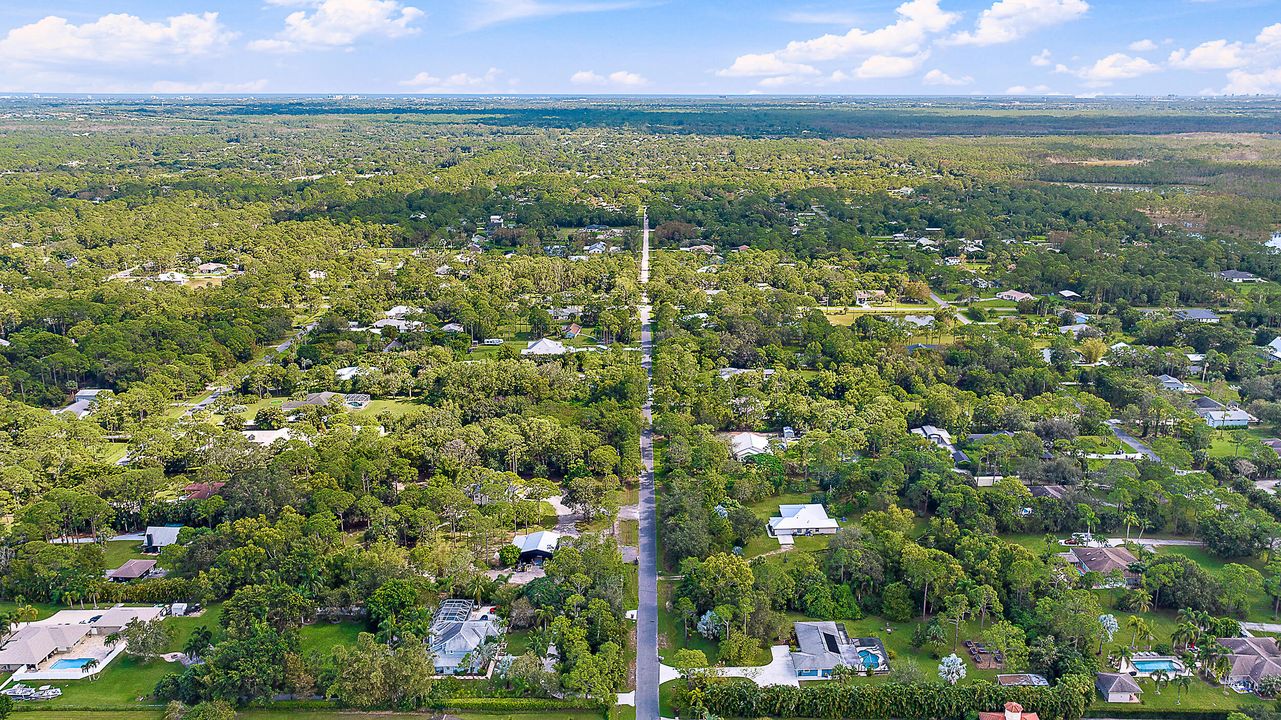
[0,606,165,680]
[790,621,888,678]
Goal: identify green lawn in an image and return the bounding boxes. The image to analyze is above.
[298,620,364,658]
[619,519,639,547]
[101,539,149,569]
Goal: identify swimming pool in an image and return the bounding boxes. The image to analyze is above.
[1133,659,1181,673]
[858,649,883,670]
[51,658,94,670]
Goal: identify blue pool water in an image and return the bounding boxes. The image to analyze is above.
[858,649,882,669]
[51,658,94,670]
[1133,659,1179,673]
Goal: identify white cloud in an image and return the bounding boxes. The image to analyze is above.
[923,68,973,86]
[250,0,423,53]
[717,54,819,78]
[856,53,929,78]
[719,0,958,83]
[1223,67,1281,94]
[466,0,641,29]
[401,67,505,91]
[151,79,270,94]
[1168,39,1247,70]
[1030,49,1052,66]
[0,12,234,67]
[949,0,1089,46]
[569,69,650,88]
[1128,38,1157,52]
[1056,52,1160,86]
[1006,84,1050,93]
[782,10,864,25]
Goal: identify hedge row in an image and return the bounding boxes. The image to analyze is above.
[431,696,606,712]
[703,674,1096,720]
[1084,710,1230,720]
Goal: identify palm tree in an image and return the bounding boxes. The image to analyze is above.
[1123,512,1141,541]
[1212,655,1233,693]
[1175,674,1192,705]
[1127,615,1153,649]
[1115,645,1134,670]
[82,657,99,680]
[1151,669,1170,694]
[1171,621,1200,651]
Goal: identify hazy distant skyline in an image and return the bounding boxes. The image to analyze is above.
[0,0,1277,96]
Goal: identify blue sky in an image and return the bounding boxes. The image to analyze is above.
[0,0,1277,95]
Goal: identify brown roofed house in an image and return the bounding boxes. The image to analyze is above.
[1067,546,1138,586]
[182,482,225,501]
[106,558,157,582]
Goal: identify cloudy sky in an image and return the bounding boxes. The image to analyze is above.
[0,0,1277,95]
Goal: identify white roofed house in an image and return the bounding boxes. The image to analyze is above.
[1218,270,1262,283]
[1204,407,1256,429]
[510,530,563,562]
[768,504,839,538]
[996,290,1034,303]
[143,525,184,553]
[521,338,570,356]
[54,388,107,419]
[429,600,503,676]
[1173,308,1220,324]
[728,431,772,461]
[911,425,969,465]
[790,622,888,678]
[1156,374,1195,394]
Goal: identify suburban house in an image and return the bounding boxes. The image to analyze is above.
[728,431,772,461]
[718,368,776,381]
[54,388,107,419]
[1173,308,1221,323]
[563,323,584,338]
[241,428,295,446]
[1218,637,1281,691]
[196,262,229,274]
[521,338,570,356]
[0,624,92,673]
[790,622,888,678]
[335,366,362,381]
[1218,270,1262,283]
[911,425,969,464]
[1096,672,1143,703]
[510,530,562,563]
[978,702,1040,720]
[1058,290,1081,299]
[1204,408,1255,429]
[181,482,225,501]
[106,559,156,582]
[1157,374,1195,393]
[996,290,1034,303]
[143,525,184,553]
[1065,546,1138,586]
[1192,396,1226,417]
[0,606,166,674]
[1029,484,1069,500]
[768,504,839,539]
[429,600,502,676]
[281,392,371,412]
[441,322,466,333]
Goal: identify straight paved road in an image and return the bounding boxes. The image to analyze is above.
[635,210,660,720]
